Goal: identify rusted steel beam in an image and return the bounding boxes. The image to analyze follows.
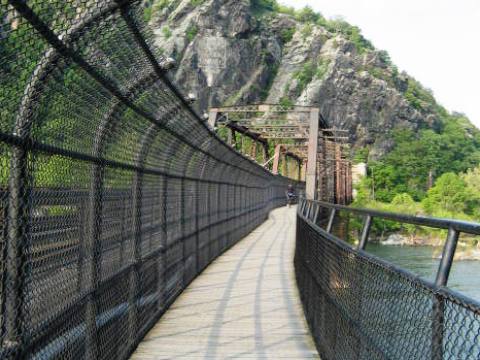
[283,153,288,177]
[306,108,320,200]
[262,143,269,163]
[251,141,257,159]
[224,122,268,146]
[272,145,282,175]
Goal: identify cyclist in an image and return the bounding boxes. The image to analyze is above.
[286,184,296,207]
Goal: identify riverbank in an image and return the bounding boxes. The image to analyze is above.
[375,233,480,260]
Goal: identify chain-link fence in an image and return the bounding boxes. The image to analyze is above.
[296,199,480,360]
[0,1,301,358]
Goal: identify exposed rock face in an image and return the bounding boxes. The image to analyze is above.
[149,0,441,156]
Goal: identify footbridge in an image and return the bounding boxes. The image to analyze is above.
[1,1,480,360]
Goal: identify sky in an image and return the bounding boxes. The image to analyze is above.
[281,0,480,128]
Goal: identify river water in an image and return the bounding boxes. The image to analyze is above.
[367,243,480,302]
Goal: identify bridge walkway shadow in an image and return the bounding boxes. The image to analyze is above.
[130,206,319,359]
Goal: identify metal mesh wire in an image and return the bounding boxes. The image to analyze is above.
[0,1,300,358]
[295,211,480,360]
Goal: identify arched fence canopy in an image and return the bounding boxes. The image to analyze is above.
[0,1,303,358]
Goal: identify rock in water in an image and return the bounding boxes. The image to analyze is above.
[382,234,409,246]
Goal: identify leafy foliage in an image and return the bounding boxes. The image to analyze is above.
[405,78,436,111]
[190,0,205,6]
[143,0,173,21]
[295,6,323,23]
[293,61,316,95]
[279,96,294,109]
[368,117,480,203]
[280,27,296,44]
[353,147,369,164]
[301,23,313,39]
[377,50,392,66]
[355,162,480,239]
[324,17,373,53]
[276,4,296,16]
[186,24,198,42]
[316,58,330,79]
[422,173,470,214]
[162,26,172,38]
[250,0,278,15]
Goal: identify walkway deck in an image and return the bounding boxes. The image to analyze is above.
[131,206,319,359]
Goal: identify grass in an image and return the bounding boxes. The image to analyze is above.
[186,24,198,42]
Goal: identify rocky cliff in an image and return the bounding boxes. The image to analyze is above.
[146,0,475,157]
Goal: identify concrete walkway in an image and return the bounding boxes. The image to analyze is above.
[131,206,319,359]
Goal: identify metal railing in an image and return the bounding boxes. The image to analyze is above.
[0,1,302,359]
[296,198,480,359]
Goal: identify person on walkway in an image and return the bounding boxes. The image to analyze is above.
[286,184,296,207]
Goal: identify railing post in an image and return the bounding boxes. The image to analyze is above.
[161,177,168,306]
[354,214,372,359]
[326,208,336,233]
[195,180,200,274]
[306,108,319,200]
[83,164,104,360]
[217,183,222,251]
[313,203,320,224]
[432,227,460,360]
[129,168,142,350]
[4,148,30,357]
[358,215,372,251]
[302,200,309,217]
[306,202,313,219]
[435,228,460,286]
[180,178,186,286]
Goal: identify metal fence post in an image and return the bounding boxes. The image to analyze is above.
[354,214,372,359]
[180,178,186,285]
[195,180,200,274]
[4,147,29,357]
[308,202,313,218]
[128,167,143,348]
[326,208,336,233]
[435,228,460,287]
[216,183,221,251]
[207,183,212,260]
[84,164,104,360]
[160,177,168,307]
[358,215,372,251]
[432,227,460,360]
[313,203,320,224]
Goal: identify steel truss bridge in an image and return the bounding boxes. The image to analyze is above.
[0,1,479,359]
[208,105,352,204]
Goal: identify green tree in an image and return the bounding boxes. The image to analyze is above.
[461,166,480,218]
[369,120,480,203]
[295,6,322,23]
[250,0,278,13]
[279,96,294,109]
[391,193,417,235]
[422,173,470,214]
[280,27,296,44]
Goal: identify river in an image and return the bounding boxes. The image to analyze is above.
[367,243,480,302]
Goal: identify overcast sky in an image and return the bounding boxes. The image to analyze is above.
[281,0,480,128]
